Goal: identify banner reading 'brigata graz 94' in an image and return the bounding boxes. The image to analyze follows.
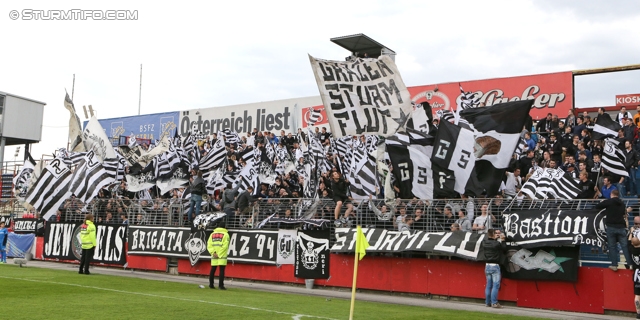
[409,71,573,121]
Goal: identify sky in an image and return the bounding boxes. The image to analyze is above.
[0,0,639,165]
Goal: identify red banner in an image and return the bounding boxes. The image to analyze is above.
[616,94,640,107]
[302,71,574,125]
[408,71,573,121]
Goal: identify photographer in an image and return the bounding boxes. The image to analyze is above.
[483,228,506,309]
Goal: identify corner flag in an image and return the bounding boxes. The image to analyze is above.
[350,225,370,320]
[356,226,369,260]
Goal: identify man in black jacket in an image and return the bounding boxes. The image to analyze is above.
[483,229,505,308]
[624,140,640,196]
[596,189,631,271]
[236,186,256,216]
[189,171,205,224]
[331,172,353,226]
[548,133,562,164]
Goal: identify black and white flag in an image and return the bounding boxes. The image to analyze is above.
[199,139,227,171]
[295,229,330,279]
[520,168,548,199]
[69,151,112,204]
[407,102,434,135]
[461,100,533,196]
[549,168,580,199]
[592,113,621,141]
[25,157,73,220]
[13,151,36,198]
[602,138,628,177]
[431,120,476,195]
[457,84,480,110]
[307,108,322,127]
[387,143,434,200]
[63,93,86,153]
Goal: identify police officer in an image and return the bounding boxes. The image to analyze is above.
[79,214,97,274]
[207,219,230,290]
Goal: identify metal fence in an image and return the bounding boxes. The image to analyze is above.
[1,196,633,267]
[3,197,638,232]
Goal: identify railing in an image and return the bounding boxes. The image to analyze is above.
[2,196,633,267]
[5,197,637,231]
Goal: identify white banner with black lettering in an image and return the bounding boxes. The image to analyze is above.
[331,228,486,260]
[277,229,297,265]
[309,55,412,138]
[43,222,127,265]
[127,226,278,265]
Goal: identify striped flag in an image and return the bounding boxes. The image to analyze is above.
[102,157,120,184]
[458,84,480,110]
[602,138,628,177]
[199,138,226,171]
[307,108,322,127]
[25,157,73,220]
[69,152,87,166]
[549,168,580,199]
[520,168,547,199]
[436,109,455,123]
[592,113,621,141]
[69,151,112,203]
[223,129,240,146]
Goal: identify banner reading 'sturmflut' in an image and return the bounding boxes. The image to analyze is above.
[309,55,412,138]
[331,228,486,260]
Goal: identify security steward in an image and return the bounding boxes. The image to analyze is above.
[79,213,97,275]
[207,219,230,290]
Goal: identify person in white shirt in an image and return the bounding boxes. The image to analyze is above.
[473,203,495,234]
[503,168,522,198]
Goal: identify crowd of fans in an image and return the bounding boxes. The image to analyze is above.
[506,106,640,202]
[31,105,640,233]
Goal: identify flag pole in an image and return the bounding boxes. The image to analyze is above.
[349,225,360,320]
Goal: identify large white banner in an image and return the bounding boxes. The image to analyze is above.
[83,116,116,161]
[309,55,412,138]
[179,96,322,137]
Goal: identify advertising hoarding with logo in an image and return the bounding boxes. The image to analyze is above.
[408,71,573,121]
[83,111,179,142]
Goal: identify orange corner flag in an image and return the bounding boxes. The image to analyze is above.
[356,226,370,260]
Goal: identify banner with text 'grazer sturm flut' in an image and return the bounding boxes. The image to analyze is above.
[309,55,412,138]
[331,228,486,260]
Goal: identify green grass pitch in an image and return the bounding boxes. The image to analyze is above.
[0,265,542,319]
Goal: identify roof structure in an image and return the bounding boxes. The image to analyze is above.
[330,34,395,59]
